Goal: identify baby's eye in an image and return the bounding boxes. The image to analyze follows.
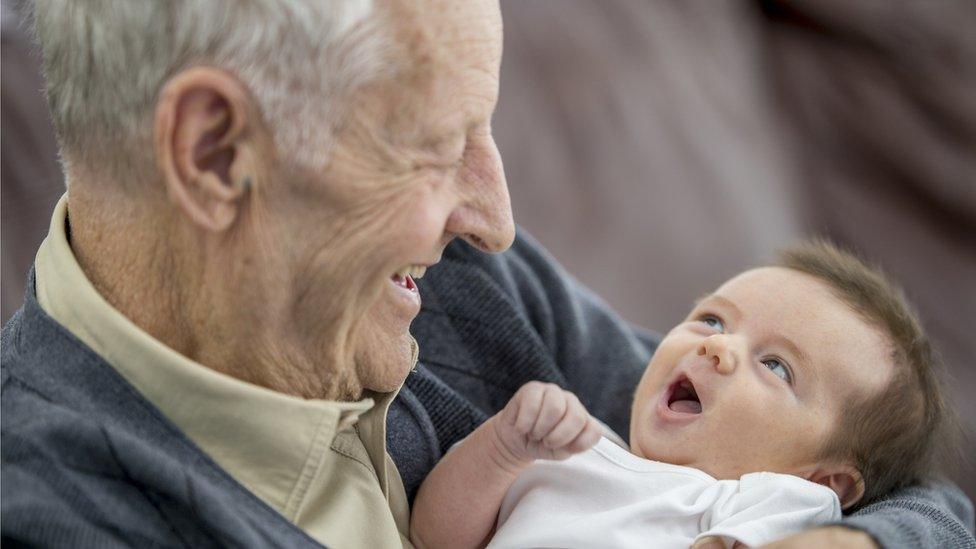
[699,315,725,333]
[762,358,792,384]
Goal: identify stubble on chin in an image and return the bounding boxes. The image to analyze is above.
[353,326,419,395]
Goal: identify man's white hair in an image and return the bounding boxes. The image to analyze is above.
[29,0,393,183]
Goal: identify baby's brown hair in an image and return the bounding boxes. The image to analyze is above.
[776,239,958,510]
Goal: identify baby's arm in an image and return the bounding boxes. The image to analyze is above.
[410,382,603,549]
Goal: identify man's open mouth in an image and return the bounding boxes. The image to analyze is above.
[666,376,702,414]
[391,265,427,293]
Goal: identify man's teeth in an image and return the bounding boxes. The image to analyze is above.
[395,265,427,280]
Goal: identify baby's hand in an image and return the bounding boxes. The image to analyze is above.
[491,381,603,467]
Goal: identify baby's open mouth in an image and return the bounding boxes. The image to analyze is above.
[667,376,702,414]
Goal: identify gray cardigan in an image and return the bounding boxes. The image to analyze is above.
[3,230,974,548]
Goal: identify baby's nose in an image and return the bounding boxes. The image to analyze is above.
[697,337,737,375]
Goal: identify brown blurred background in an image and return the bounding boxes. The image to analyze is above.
[2,1,974,499]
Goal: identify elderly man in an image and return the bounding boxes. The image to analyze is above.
[1,1,972,548]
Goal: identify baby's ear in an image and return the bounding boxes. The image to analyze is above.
[807,465,864,510]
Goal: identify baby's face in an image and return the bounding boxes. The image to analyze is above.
[629,267,892,480]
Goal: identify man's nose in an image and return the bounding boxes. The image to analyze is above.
[697,335,739,375]
[446,134,515,254]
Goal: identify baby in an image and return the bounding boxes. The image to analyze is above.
[409,240,953,549]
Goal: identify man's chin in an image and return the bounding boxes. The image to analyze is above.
[356,332,418,394]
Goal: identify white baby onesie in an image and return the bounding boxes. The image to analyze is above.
[488,437,840,549]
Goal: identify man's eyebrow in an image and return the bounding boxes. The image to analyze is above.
[399,129,466,169]
[418,129,465,152]
[695,294,743,321]
[417,116,482,153]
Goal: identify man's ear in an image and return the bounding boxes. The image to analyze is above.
[807,465,865,510]
[154,66,259,232]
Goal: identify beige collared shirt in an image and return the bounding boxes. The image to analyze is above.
[35,194,413,548]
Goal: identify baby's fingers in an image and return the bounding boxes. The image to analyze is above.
[542,394,589,450]
[529,385,568,441]
[513,382,547,435]
[565,417,603,454]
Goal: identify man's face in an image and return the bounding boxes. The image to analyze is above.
[262,0,513,396]
[629,267,892,479]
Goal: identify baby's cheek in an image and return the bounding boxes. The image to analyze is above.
[633,364,664,404]
[722,399,784,440]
